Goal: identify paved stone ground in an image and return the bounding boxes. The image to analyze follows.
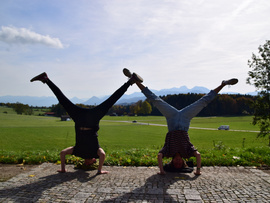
[0,163,270,202]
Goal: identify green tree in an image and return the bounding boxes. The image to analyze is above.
[130,100,143,115]
[12,102,32,115]
[139,100,152,115]
[51,103,67,117]
[135,100,143,115]
[247,40,270,138]
[235,96,254,115]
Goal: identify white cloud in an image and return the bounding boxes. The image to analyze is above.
[0,26,64,48]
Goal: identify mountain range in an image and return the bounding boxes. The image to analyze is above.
[0,86,257,107]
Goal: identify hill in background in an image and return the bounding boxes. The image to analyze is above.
[0,86,257,107]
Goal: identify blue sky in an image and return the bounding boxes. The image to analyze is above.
[0,0,269,99]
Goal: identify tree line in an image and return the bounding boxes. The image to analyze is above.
[150,93,255,117]
[109,93,255,117]
[0,93,255,117]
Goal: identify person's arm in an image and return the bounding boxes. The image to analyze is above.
[97,148,109,174]
[193,151,201,175]
[157,153,166,175]
[57,146,74,173]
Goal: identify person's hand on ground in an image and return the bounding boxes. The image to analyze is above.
[97,170,109,175]
[158,171,166,175]
[194,170,201,176]
[57,169,67,173]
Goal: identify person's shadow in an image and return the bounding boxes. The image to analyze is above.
[0,168,97,202]
[101,172,199,202]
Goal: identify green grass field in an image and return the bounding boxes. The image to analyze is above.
[0,106,269,166]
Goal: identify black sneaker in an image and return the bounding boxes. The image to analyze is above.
[222,78,238,85]
[123,68,132,78]
[131,72,143,83]
[123,68,143,84]
[30,72,48,83]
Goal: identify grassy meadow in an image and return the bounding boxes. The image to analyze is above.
[0,106,269,167]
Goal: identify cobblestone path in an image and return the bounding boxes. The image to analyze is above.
[0,163,270,202]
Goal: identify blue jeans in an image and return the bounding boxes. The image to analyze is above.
[142,87,217,132]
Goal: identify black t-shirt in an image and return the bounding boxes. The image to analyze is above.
[72,126,100,159]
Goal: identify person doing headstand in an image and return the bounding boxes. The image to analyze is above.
[123,68,238,175]
[30,71,143,174]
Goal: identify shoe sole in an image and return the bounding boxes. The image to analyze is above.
[226,78,238,85]
[133,73,143,83]
[30,72,47,83]
[123,68,132,78]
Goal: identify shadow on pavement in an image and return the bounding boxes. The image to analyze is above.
[101,172,199,202]
[0,169,97,202]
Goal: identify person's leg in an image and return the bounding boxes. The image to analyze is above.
[180,78,238,121]
[124,68,178,119]
[46,79,79,118]
[137,82,178,118]
[180,90,217,120]
[94,74,143,120]
[123,68,176,120]
[94,82,131,119]
[30,72,79,119]
[213,78,238,94]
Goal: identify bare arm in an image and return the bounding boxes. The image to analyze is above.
[58,146,74,173]
[157,153,166,175]
[194,151,201,175]
[97,148,109,174]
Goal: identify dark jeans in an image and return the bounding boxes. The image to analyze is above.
[46,79,131,159]
[46,79,131,128]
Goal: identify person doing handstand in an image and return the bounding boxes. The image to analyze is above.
[123,68,238,175]
[30,71,143,174]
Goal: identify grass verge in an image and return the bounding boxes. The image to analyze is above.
[1,146,269,167]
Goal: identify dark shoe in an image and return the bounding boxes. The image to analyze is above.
[123,68,132,78]
[222,78,238,85]
[123,68,143,85]
[132,73,143,83]
[30,72,48,83]
[129,72,143,85]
